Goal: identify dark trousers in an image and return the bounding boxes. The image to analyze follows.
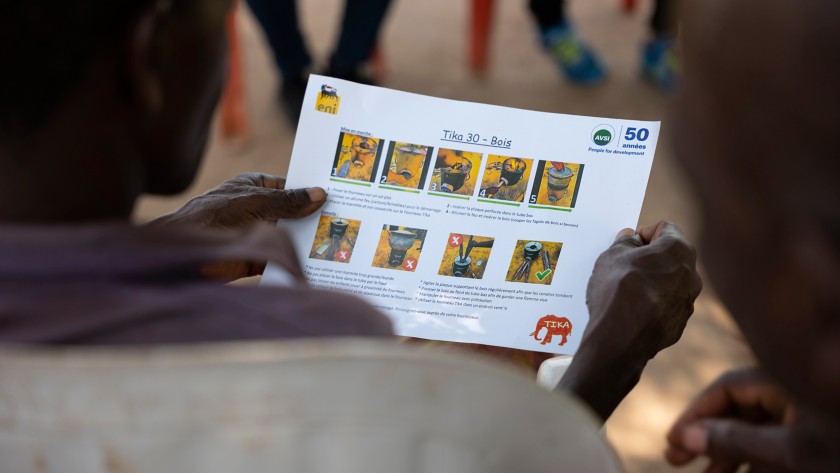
[246,0,393,79]
[528,0,679,36]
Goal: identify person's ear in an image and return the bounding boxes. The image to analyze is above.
[125,0,174,115]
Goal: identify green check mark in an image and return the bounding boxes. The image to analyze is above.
[535,269,553,281]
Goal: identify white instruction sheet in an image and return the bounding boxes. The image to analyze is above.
[263,75,659,354]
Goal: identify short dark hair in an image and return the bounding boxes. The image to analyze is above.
[0,2,148,136]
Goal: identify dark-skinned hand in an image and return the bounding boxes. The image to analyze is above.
[666,368,840,473]
[148,172,326,281]
[558,221,703,420]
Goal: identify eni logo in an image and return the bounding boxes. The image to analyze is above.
[591,124,615,146]
[529,315,572,346]
[315,84,340,115]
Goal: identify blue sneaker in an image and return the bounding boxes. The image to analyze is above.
[541,23,606,86]
[642,37,680,92]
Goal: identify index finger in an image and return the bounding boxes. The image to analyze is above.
[665,371,753,467]
[255,173,287,190]
[236,172,288,190]
[666,369,787,461]
[666,377,736,465]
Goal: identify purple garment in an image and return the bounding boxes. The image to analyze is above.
[0,223,392,344]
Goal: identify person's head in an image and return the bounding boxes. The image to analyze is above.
[0,0,232,221]
[678,0,840,420]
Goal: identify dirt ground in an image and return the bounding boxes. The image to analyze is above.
[134,1,754,471]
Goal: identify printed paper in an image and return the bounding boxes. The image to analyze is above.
[263,76,660,354]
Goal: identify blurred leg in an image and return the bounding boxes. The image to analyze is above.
[642,0,681,91]
[528,0,605,86]
[246,0,311,126]
[328,0,393,79]
[246,0,311,79]
[650,0,679,37]
[527,0,567,32]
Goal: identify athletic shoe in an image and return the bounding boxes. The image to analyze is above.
[541,23,606,86]
[642,37,680,92]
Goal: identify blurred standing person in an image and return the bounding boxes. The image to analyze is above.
[528,0,680,90]
[246,0,393,126]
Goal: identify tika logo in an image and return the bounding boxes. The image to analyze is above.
[315,84,340,115]
[529,315,572,346]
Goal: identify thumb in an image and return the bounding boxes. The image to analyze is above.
[611,228,644,249]
[263,187,327,220]
[682,420,791,467]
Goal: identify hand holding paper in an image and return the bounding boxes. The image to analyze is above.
[151,172,326,281]
[557,221,702,420]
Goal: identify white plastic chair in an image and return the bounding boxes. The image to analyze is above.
[537,355,575,391]
[0,339,623,473]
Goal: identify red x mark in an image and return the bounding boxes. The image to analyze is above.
[402,257,418,271]
[449,234,463,247]
[337,249,350,262]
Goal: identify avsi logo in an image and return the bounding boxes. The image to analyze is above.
[591,124,615,146]
[315,84,340,115]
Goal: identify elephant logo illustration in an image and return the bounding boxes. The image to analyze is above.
[529,315,572,346]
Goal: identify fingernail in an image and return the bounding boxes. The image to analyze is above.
[306,187,326,203]
[682,425,708,454]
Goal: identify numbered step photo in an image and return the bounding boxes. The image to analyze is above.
[371,225,428,272]
[527,161,584,210]
[478,155,533,204]
[505,240,563,285]
[377,142,434,192]
[308,215,362,263]
[427,149,482,199]
[437,233,495,279]
[330,132,384,184]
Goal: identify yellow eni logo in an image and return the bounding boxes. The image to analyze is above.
[315,84,340,115]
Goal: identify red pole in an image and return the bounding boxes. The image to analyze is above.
[220,0,250,139]
[469,0,495,75]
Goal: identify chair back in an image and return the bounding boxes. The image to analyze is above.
[0,339,623,472]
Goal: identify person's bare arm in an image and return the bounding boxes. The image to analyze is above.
[557,221,703,421]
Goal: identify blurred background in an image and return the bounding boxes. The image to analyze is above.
[135,0,753,471]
